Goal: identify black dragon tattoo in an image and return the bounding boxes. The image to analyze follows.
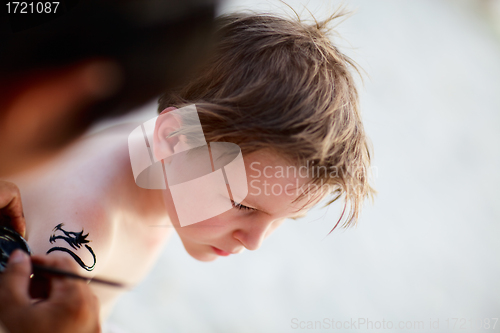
[46,223,96,271]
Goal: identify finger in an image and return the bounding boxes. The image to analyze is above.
[0,250,31,306]
[29,256,56,300]
[43,270,95,324]
[32,255,88,300]
[0,181,26,237]
[30,254,82,291]
[32,255,101,330]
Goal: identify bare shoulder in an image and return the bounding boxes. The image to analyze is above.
[9,125,138,276]
[7,123,172,316]
[9,123,172,287]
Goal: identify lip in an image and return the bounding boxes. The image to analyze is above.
[211,246,232,256]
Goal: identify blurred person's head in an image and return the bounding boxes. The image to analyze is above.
[0,0,217,176]
[156,13,375,261]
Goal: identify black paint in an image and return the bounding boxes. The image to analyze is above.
[46,223,96,271]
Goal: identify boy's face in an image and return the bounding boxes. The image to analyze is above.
[163,150,324,262]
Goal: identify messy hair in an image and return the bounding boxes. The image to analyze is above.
[158,11,375,230]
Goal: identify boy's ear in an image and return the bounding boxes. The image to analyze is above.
[153,107,181,161]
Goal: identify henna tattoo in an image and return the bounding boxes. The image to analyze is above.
[46,223,96,271]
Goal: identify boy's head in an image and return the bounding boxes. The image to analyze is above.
[158,12,374,260]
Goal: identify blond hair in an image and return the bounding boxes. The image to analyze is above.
[159,12,375,230]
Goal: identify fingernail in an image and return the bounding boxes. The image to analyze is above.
[9,250,27,264]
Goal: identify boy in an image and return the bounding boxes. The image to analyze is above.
[11,12,374,319]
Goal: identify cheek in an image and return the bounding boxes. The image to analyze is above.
[176,211,236,242]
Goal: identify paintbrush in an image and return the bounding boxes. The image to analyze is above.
[0,226,126,289]
[31,263,126,289]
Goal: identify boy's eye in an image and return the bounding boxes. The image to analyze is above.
[231,200,256,212]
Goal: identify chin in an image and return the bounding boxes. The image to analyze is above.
[196,255,218,262]
[186,248,218,262]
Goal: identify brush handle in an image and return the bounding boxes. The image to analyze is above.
[31,263,126,289]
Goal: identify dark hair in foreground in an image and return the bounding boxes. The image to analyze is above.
[0,0,217,144]
[159,11,375,230]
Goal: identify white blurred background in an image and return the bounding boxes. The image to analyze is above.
[103,0,500,332]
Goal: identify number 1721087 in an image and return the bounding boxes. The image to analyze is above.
[6,2,59,14]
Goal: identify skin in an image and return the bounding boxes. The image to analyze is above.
[0,181,26,238]
[9,120,325,317]
[154,107,323,261]
[163,149,321,262]
[0,250,101,333]
[0,180,102,333]
[0,60,122,332]
[9,125,171,318]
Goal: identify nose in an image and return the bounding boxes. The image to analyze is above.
[232,217,282,251]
